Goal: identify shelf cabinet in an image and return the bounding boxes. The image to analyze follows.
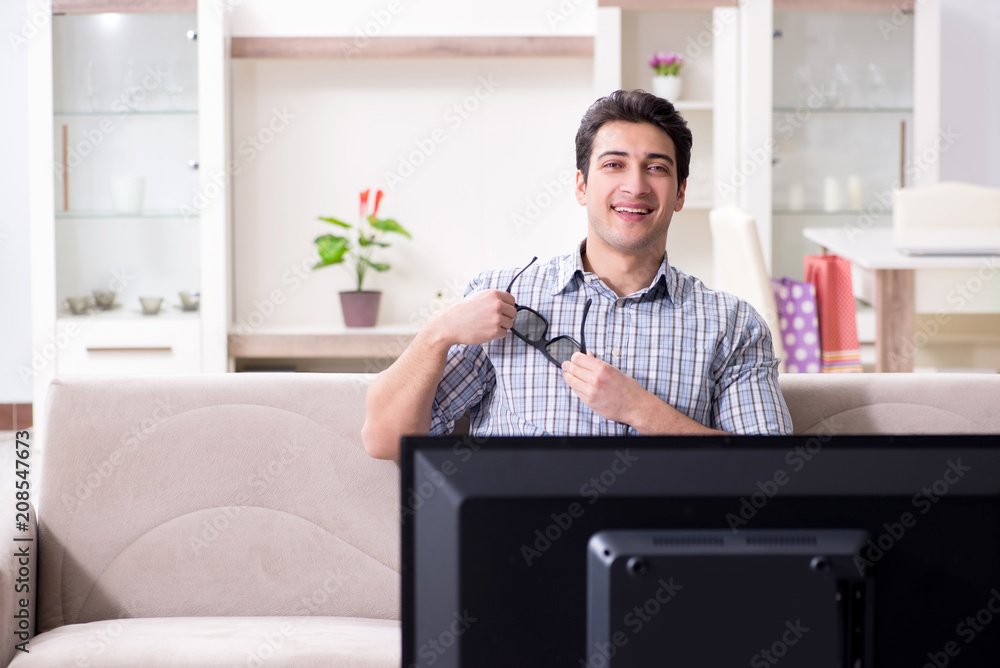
[769,9,916,280]
[30,0,231,408]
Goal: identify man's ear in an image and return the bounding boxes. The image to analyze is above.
[674,178,687,212]
[574,170,587,206]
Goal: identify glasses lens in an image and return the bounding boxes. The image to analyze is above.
[545,337,580,365]
[513,309,548,342]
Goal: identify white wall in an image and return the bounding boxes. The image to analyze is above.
[939,0,1000,187]
[0,0,34,403]
[231,56,595,328]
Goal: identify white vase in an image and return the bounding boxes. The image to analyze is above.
[652,75,682,102]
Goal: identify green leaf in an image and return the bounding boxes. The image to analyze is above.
[314,234,349,265]
[369,217,411,238]
[318,216,352,229]
[358,236,390,248]
[361,257,390,272]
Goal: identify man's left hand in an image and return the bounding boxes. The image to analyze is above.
[561,351,647,426]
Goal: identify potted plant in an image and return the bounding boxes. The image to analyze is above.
[313,188,411,327]
[649,51,684,101]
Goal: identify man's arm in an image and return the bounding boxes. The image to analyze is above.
[561,353,730,435]
[361,290,516,460]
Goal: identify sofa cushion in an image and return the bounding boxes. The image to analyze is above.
[8,617,399,667]
[37,374,398,631]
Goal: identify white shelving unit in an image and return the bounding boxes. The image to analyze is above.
[29,0,231,416]
[594,5,739,285]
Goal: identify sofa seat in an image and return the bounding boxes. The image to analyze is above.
[8,616,400,667]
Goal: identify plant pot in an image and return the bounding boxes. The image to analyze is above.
[652,74,683,102]
[339,291,381,327]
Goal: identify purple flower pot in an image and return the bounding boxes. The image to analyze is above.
[339,291,381,327]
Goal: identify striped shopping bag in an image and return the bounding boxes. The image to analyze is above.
[804,254,863,373]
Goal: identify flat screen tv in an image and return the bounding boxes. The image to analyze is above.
[401,435,1000,667]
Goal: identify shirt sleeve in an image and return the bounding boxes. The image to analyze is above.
[427,273,498,436]
[712,302,793,435]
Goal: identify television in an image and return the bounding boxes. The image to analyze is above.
[401,435,1000,667]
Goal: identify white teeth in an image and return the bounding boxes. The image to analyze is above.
[614,206,651,214]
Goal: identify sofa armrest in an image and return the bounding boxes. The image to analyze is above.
[1,500,35,666]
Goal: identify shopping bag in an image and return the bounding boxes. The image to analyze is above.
[771,277,822,373]
[804,254,863,373]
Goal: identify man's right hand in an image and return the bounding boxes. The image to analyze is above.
[425,289,517,348]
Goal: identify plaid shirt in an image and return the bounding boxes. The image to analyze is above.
[429,244,792,436]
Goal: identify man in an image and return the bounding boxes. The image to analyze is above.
[362,90,791,460]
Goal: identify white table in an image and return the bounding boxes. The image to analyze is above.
[228,324,419,370]
[803,227,1000,373]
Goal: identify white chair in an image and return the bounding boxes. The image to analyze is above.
[709,205,787,372]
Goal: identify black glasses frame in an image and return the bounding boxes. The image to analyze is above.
[506,256,592,367]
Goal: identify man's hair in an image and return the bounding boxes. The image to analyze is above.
[575,89,692,190]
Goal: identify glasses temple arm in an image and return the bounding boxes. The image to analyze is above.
[505,256,538,294]
[580,299,592,355]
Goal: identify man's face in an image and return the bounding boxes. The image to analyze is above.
[575,121,686,256]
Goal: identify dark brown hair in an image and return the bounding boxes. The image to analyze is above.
[575,89,692,190]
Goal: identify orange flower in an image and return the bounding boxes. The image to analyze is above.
[372,189,384,219]
[359,188,371,220]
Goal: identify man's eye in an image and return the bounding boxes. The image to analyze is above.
[650,165,669,173]
[603,162,621,169]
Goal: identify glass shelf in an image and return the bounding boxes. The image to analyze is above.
[773,107,913,115]
[55,109,197,117]
[56,211,199,220]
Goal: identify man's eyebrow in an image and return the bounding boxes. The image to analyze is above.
[596,150,675,164]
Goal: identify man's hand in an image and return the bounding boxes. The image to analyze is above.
[561,352,647,425]
[426,289,517,348]
[562,351,729,435]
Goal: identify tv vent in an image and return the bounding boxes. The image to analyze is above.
[651,535,725,547]
[745,534,818,547]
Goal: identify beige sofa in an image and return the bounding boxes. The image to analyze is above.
[4,372,999,667]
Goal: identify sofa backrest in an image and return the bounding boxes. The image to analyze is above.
[38,373,398,632]
[779,372,1000,434]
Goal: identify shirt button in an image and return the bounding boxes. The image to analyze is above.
[611,349,620,357]
[616,299,626,307]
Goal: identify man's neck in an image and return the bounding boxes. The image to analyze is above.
[581,239,665,298]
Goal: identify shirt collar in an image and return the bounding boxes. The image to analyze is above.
[553,239,675,304]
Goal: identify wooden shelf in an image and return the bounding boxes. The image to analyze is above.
[229,326,419,360]
[54,0,196,13]
[231,36,594,59]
